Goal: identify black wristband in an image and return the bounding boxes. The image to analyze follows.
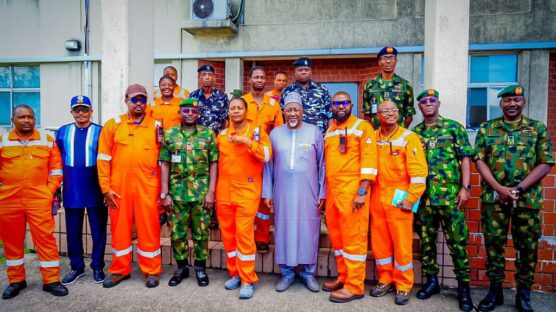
[516,185,525,193]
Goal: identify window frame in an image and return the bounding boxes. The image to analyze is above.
[0,65,41,127]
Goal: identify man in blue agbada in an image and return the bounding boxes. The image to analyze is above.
[262,92,326,293]
[55,95,107,286]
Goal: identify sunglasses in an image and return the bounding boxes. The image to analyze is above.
[418,97,438,105]
[182,108,199,114]
[378,108,399,114]
[72,107,90,114]
[332,100,351,107]
[128,97,148,105]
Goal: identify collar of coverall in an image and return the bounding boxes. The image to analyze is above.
[9,129,41,141]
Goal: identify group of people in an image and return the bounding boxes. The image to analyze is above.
[0,46,552,312]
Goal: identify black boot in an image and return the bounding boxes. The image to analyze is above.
[168,259,189,287]
[478,281,504,312]
[457,281,474,312]
[416,275,440,299]
[515,287,533,312]
[194,260,209,287]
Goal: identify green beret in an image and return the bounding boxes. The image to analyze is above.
[497,85,525,98]
[416,88,439,101]
[230,89,243,97]
[179,98,199,108]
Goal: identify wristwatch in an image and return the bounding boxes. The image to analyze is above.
[516,185,525,193]
[160,193,169,200]
[358,188,367,196]
[464,184,472,191]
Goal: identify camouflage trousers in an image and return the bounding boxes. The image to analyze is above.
[417,204,471,282]
[170,201,210,262]
[481,203,540,288]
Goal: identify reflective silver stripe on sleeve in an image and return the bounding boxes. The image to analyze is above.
[256,212,271,220]
[49,169,63,176]
[410,177,427,184]
[360,168,378,175]
[263,146,270,163]
[97,154,112,161]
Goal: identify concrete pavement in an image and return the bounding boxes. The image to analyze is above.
[0,254,555,312]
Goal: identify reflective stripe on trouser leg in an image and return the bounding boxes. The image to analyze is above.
[134,190,162,275]
[0,204,27,283]
[387,211,414,292]
[217,202,239,277]
[108,195,133,275]
[235,199,260,284]
[254,201,271,243]
[27,204,61,284]
[338,190,369,295]
[325,194,346,284]
[370,194,394,285]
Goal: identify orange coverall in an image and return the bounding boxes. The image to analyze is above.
[97,114,162,276]
[216,121,272,284]
[264,89,281,102]
[148,96,184,131]
[153,84,189,100]
[371,126,427,292]
[242,92,284,244]
[0,130,63,284]
[324,115,377,295]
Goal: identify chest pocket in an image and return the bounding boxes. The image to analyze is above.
[114,125,131,146]
[1,146,24,159]
[516,132,537,161]
[30,146,49,158]
[436,135,455,155]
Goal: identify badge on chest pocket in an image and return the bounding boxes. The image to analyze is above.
[171,153,181,163]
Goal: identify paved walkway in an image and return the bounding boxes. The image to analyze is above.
[0,254,555,312]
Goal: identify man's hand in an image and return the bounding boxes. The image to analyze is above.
[397,199,414,212]
[163,195,174,213]
[353,195,366,212]
[456,187,469,210]
[317,199,326,214]
[203,191,215,210]
[263,198,274,213]
[495,185,519,204]
[104,191,121,210]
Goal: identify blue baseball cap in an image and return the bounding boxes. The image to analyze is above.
[70,95,92,109]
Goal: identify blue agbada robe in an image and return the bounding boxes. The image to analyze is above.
[262,122,325,266]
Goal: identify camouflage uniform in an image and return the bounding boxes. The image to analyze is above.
[363,73,415,130]
[280,80,332,135]
[189,88,229,134]
[413,116,474,282]
[159,124,218,262]
[474,116,554,288]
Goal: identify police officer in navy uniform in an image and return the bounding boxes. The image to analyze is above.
[56,96,107,285]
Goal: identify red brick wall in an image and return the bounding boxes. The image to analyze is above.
[548,53,556,150]
[466,164,556,292]
[242,58,379,116]
[197,60,226,91]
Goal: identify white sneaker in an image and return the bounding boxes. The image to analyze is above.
[239,283,254,299]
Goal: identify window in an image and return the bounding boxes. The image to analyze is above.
[0,65,41,126]
[467,54,518,129]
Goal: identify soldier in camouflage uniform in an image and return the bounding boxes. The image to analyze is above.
[159,98,218,287]
[474,85,554,312]
[363,46,415,130]
[189,64,228,230]
[280,57,332,135]
[412,89,474,312]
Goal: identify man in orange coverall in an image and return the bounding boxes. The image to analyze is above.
[97,84,162,289]
[369,100,427,306]
[0,105,68,299]
[322,92,377,303]
[216,94,272,300]
[264,71,289,102]
[242,66,284,253]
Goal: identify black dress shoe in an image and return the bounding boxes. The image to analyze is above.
[42,282,69,297]
[478,282,504,312]
[2,281,27,300]
[62,268,85,285]
[457,281,474,312]
[515,287,533,312]
[145,274,159,288]
[93,269,106,284]
[416,275,440,299]
[103,273,131,288]
[194,263,209,287]
[168,266,189,287]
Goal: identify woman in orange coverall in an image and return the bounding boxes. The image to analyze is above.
[216,95,272,300]
[148,75,184,131]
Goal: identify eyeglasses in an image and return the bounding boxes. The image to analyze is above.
[378,108,399,114]
[418,97,438,105]
[128,97,147,105]
[332,100,351,108]
[72,107,90,114]
[182,108,199,114]
[380,55,397,61]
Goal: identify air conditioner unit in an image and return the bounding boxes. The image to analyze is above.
[191,0,230,20]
